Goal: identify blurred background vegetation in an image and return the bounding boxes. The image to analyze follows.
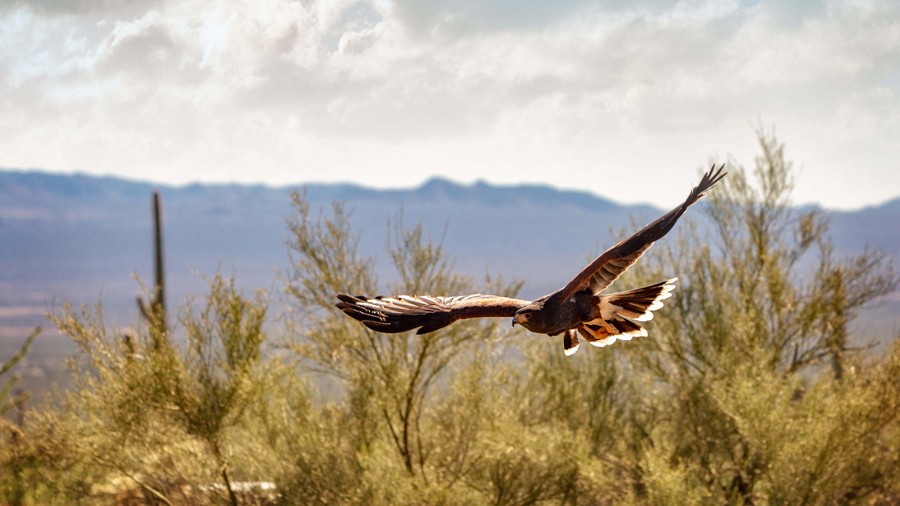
[2,131,899,505]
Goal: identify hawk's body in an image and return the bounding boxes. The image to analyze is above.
[337,166,725,355]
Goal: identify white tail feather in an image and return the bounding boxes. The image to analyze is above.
[573,278,676,350]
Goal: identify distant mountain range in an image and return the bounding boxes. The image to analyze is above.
[0,169,661,318]
[2,168,898,395]
[3,168,898,317]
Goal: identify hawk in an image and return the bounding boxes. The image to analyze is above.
[336,165,725,355]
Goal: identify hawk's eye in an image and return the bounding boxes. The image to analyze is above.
[523,312,533,320]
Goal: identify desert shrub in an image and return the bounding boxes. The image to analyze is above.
[611,129,900,505]
[3,274,275,505]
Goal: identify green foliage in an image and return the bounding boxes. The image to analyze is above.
[3,129,900,505]
[284,193,526,492]
[628,130,896,380]
[1,274,272,505]
[611,128,900,505]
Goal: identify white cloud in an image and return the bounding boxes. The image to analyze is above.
[0,0,898,209]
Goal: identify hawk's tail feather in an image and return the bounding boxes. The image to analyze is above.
[602,278,677,322]
[579,319,646,348]
[572,278,677,350]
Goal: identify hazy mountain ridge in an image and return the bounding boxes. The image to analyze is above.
[3,168,898,299]
[0,169,641,316]
[0,170,633,216]
[1,168,897,333]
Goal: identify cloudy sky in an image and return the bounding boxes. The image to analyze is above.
[1,0,898,209]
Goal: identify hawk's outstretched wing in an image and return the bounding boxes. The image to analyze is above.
[336,294,529,334]
[559,164,726,299]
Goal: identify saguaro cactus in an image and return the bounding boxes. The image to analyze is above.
[137,190,167,336]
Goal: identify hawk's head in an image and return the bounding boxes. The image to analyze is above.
[512,301,547,332]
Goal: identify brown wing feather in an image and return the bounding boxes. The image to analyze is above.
[584,244,651,294]
[336,293,529,335]
[559,164,726,300]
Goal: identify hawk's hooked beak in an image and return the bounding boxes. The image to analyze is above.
[512,313,527,327]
